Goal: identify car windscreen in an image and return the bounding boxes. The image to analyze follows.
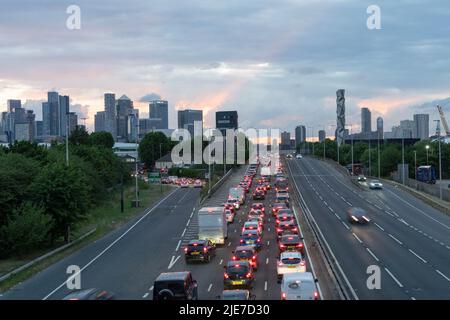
[199,215,223,227]
[236,250,253,258]
[243,233,258,240]
[286,281,314,292]
[227,265,249,274]
[281,236,300,243]
[282,257,301,265]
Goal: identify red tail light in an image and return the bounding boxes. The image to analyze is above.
[203,247,207,253]
[280,244,285,248]
[300,260,305,266]
[292,228,298,232]
[257,238,261,243]
[224,273,229,279]
[297,243,303,247]
[314,291,319,300]
[246,272,252,278]
[277,228,282,232]
[232,256,236,260]
[252,255,256,260]
[276,219,280,224]
[184,247,188,253]
[240,239,244,243]
[282,292,286,300]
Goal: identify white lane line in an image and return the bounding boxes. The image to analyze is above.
[436,270,450,282]
[366,248,379,262]
[219,259,223,265]
[346,201,352,206]
[268,227,271,232]
[266,258,269,264]
[181,228,186,237]
[334,213,341,220]
[385,211,394,217]
[207,284,213,292]
[186,218,191,226]
[388,234,403,245]
[234,229,237,233]
[323,201,328,206]
[143,293,149,299]
[168,255,181,269]
[267,241,270,246]
[352,233,363,244]
[385,268,404,288]
[408,249,427,263]
[228,242,231,247]
[329,207,334,212]
[411,296,416,300]
[374,223,385,231]
[341,221,350,230]
[42,188,180,300]
[264,281,268,291]
[175,240,181,251]
[399,219,409,226]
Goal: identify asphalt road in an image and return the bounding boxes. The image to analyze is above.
[286,156,450,300]
[1,186,200,300]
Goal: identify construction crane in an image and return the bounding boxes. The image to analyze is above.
[436,105,450,136]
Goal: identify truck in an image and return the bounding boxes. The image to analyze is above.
[417,165,436,184]
[228,187,245,204]
[198,207,228,245]
[261,166,272,180]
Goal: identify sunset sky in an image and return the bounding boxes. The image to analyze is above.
[1,0,450,135]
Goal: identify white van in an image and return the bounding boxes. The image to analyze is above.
[281,272,319,300]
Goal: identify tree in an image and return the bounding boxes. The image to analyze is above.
[69,125,90,146]
[30,162,92,242]
[139,132,173,169]
[89,131,115,149]
[380,145,401,177]
[0,202,53,257]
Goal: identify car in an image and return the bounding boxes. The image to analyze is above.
[153,271,198,300]
[276,194,290,207]
[223,203,236,214]
[278,234,304,253]
[232,245,259,270]
[251,203,265,213]
[357,175,367,182]
[225,209,235,223]
[286,154,293,159]
[62,288,114,300]
[239,182,250,193]
[184,239,216,263]
[276,211,295,225]
[347,207,370,224]
[247,216,264,229]
[263,181,271,190]
[255,185,266,194]
[180,179,189,188]
[218,290,255,300]
[240,230,262,250]
[369,180,383,189]
[281,272,319,300]
[252,190,265,200]
[296,154,303,159]
[242,221,262,235]
[272,202,288,216]
[277,251,306,282]
[193,179,203,188]
[226,198,240,210]
[223,261,254,289]
[277,221,299,239]
[276,189,289,197]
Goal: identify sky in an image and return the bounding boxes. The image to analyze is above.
[1,0,450,136]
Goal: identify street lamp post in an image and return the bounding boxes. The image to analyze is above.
[426,145,430,165]
[402,135,405,185]
[159,143,163,193]
[414,150,417,189]
[368,139,371,177]
[378,133,381,179]
[435,120,443,200]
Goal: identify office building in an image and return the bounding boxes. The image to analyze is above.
[116,95,133,142]
[128,108,139,142]
[361,107,372,133]
[47,91,60,136]
[178,109,203,137]
[376,117,383,139]
[59,95,70,137]
[318,130,326,142]
[413,114,429,140]
[149,100,168,129]
[104,93,117,139]
[68,112,78,135]
[95,111,106,132]
[139,118,164,138]
[36,120,43,138]
[281,131,291,149]
[295,125,306,145]
[7,99,21,112]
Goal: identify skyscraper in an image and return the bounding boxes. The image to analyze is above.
[47,91,60,136]
[95,111,106,132]
[42,102,50,136]
[281,131,291,148]
[149,100,168,129]
[178,109,203,137]
[413,114,429,140]
[318,130,326,142]
[295,125,306,144]
[376,117,383,139]
[116,95,133,142]
[361,107,371,133]
[104,93,117,139]
[128,108,139,142]
[68,112,78,135]
[7,99,21,112]
[59,95,70,137]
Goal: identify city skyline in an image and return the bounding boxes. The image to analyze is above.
[1,1,450,132]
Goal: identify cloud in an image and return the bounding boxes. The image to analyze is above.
[139,93,162,102]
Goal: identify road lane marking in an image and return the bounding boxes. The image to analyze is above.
[219,259,223,265]
[266,258,269,264]
[168,255,181,269]
[366,248,379,261]
[150,286,154,291]
[346,201,352,206]
[374,204,382,210]
[334,213,341,220]
[143,293,149,299]
[207,284,213,292]
[267,241,270,246]
[329,207,334,212]
[175,240,181,251]
[385,268,404,288]
[42,188,180,300]
[186,218,191,226]
[264,281,268,291]
[374,223,385,231]
[323,201,328,206]
[181,228,186,237]
[228,242,231,247]
[352,233,363,244]
[408,249,427,263]
[388,234,403,245]
[399,219,409,226]
[436,270,450,282]
[341,221,350,230]
[268,227,270,232]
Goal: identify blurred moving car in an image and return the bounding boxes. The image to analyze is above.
[296,154,303,159]
[369,180,383,189]
[277,251,306,282]
[281,272,319,300]
[217,290,255,300]
[62,288,114,300]
[357,175,367,182]
[184,239,216,263]
[193,179,203,188]
[347,207,370,224]
[153,272,198,300]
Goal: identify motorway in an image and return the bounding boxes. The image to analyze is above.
[287,156,450,300]
[1,156,449,300]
